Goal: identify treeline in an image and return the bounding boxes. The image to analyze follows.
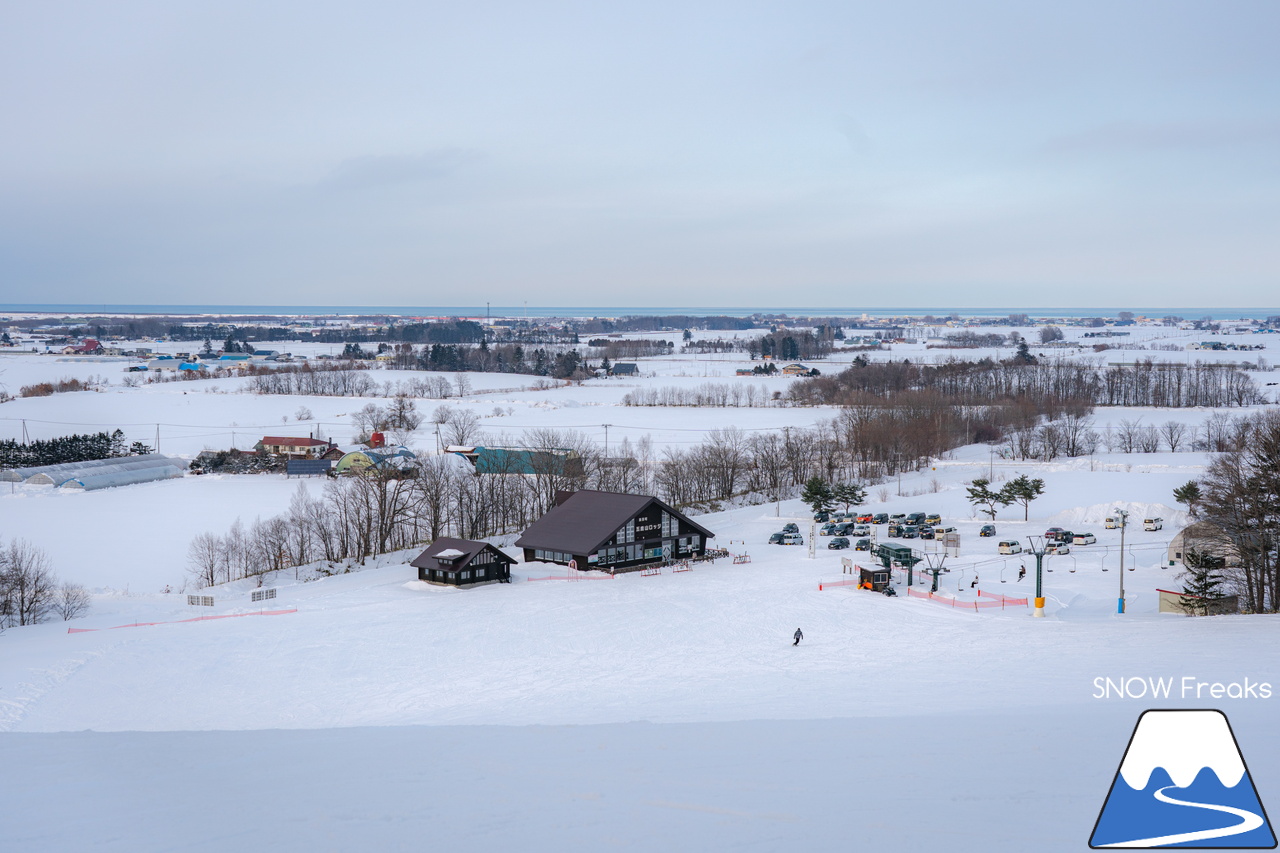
[19,376,102,398]
[1191,410,1280,613]
[1000,411,1266,462]
[585,339,675,359]
[685,329,836,360]
[622,383,776,408]
[0,430,149,469]
[792,358,1264,409]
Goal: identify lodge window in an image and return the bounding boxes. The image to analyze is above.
[461,570,470,579]
[661,512,677,538]
[474,568,485,578]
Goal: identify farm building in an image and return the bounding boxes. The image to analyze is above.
[334,446,416,474]
[446,445,583,477]
[257,436,334,458]
[515,489,714,572]
[610,362,638,376]
[0,454,186,490]
[1167,522,1238,567]
[411,538,514,587]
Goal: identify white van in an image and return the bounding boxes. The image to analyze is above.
[1143,517,1164,531]
[782,533,804,546]
[998,540,1023,555]
[1104,516,1119,529]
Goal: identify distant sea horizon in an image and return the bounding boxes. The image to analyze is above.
[2,304,1278,321]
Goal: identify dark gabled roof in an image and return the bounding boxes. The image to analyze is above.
[410,537,514,572]
[515,490,714,555]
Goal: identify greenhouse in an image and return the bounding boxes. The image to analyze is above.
[1,454,187,489]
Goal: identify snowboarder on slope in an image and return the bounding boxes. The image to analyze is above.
[793,628,803,646]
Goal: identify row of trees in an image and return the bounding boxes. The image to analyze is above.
[1,539,90,630]
[1001,411,1267,463]
[793,358,1264,410]
[622,383,777,408]
[0,430,151,469]
[1181,410,1280,613]
[966,476,1046,520]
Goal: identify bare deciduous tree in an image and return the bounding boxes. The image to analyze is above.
[52,582,92,621]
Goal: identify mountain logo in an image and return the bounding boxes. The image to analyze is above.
[1091,709,1276,848]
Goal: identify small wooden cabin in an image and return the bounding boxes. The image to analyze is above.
[411,537,515,587]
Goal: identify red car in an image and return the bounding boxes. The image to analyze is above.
[856,513,874,523]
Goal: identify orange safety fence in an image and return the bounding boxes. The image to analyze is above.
[68,608,298,633]
[906,588,1017,611]
[977,589,1029,606]
[818,578,872,590]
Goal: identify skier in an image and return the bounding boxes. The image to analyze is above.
[1018,564,1026,581]
[793,628,803,646]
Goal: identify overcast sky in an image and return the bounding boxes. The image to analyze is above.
[2,1,1278,309]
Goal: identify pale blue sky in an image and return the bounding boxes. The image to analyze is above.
[2,1,1277,308]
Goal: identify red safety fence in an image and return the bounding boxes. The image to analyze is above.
[818,579,864,590]
[527,571,614,581]
[977,589,1029,606]
[68,608,297,633]
[906,588,1018,611]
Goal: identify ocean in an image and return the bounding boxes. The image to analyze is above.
[2,304,1278,320]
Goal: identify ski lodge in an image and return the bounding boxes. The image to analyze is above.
[515,489,714,572]
[411,537,515,587]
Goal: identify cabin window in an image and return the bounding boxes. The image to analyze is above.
[474,568,485,579]
[460,571,470,579]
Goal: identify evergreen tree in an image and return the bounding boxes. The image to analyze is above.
[1173,480,1202,516]
[1178,550,1227,616]
[1014,339,1035,364]
[831,482,867,511]
[1000,474,1046,520]
[966,477,1011,520]
[129,441,153,456]
[801,476,835,514]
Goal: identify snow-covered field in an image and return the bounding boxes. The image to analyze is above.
[2,325,1279,852]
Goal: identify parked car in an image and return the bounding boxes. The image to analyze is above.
[1056,530,1075,544]
[820,523,838,536]
[1143,517,1164,531]
[1047,543,1071,555]
[887,524,903,538]
[856,513,874,524]
[782,533,804,545]
[998,539,1023,555]
[827,536,850,550]
[905,512,926,525]
[918,527,935,540]
[889,513,906,523]
[979,524,996,537]
[1072,532,1097,545]
[783,523,799,534]
[924,513,942,525]
[872,513,889,524]
[855,538,873,551]
[851,524,872,537]
[1044,527,1066,541]
[901,525,919,539]
[768,533,785,544]
[1104,516,1120,529]
[813,511,830,523]
[934,526,957,539]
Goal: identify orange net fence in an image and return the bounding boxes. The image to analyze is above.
[906,588,1019,611]
[68,608,297,633]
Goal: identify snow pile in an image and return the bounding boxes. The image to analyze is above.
[1049,502,1186,528]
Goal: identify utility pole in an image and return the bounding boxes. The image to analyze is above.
[1026,535,1048,617]
[1115,509,1129,614]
